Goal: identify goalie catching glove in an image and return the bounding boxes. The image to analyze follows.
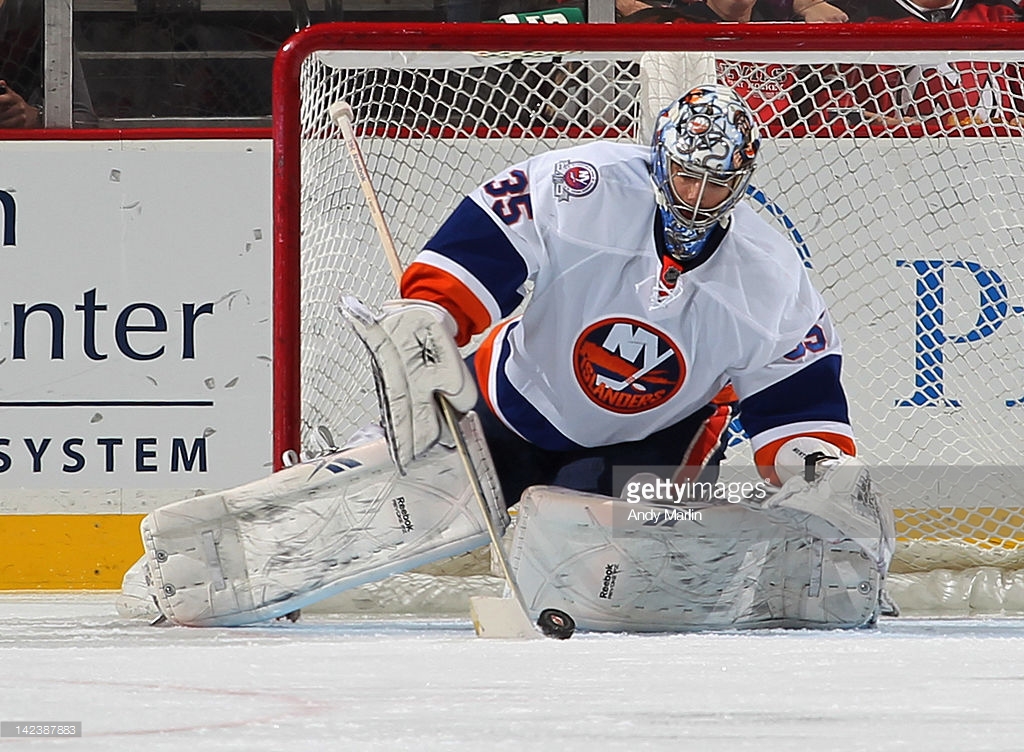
[340,297,477,473]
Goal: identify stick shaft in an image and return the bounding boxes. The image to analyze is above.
[334,109,406,288]
[331,102,538,635]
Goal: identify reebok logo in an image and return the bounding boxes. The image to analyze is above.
[392,496,413,532]
[598,563,620,600]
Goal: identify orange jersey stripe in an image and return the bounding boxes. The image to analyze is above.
[754,432,857,486]
[712,384,739,405]
[401,262,491,346]
[673,402,732,483]
[473,320,514,417]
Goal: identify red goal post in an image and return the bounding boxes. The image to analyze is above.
[273,22,1024,615]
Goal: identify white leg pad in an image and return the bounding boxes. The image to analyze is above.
[509,458,893,632]
[764,455,895,574]
[115,555,160,621]
[141,411,506,626]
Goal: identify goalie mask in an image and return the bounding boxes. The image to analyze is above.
[651,85,760,260]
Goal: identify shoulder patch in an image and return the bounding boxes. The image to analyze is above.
[553,160,599,202]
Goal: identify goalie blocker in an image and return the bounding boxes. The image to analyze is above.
[508,455,895,632]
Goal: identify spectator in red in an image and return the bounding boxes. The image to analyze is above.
[839,0,1017,22]
[834,0,1024,127]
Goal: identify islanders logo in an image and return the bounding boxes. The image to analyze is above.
[572,318,685,414]
[553,160,599,202]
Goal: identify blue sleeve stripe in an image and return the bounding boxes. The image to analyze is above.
[482,322,583,452]
[423,197,529,318]
[739,354,851,439]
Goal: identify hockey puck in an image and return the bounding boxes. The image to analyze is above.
[537,609,576,640]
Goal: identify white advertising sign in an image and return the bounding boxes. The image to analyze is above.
[0,139,272,488]
[754,137,1024,465]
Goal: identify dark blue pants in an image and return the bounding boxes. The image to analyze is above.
[467,356,729,508]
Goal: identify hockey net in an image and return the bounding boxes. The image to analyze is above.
[273,22,1024,617]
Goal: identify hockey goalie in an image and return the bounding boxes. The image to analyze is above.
[120,84,895,632]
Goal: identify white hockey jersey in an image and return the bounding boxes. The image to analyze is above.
[401,141,855,475]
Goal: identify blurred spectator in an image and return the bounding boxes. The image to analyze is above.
[833,0,1024,127]
[836,0,1017,22]
[755,0,848,19]
[447,0,584,21]
[790,0,849,20]
[0,0,96,128]
[618,0,853,134]
[617,0,847,21]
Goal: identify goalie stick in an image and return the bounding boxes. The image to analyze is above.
[328,100,543,640]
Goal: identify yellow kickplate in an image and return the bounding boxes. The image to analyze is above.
[0,515,144,589]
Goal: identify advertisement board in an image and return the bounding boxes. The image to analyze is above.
[1,139,273,491]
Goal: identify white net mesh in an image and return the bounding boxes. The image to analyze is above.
[277,28,1024,615]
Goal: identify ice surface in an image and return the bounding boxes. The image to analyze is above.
[2,593,1024,751]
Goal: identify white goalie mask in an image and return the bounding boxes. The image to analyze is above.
[651,85,760,260]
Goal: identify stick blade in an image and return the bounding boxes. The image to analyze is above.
[469,595,543,640]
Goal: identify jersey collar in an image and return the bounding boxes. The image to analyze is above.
[650,212,731,307]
